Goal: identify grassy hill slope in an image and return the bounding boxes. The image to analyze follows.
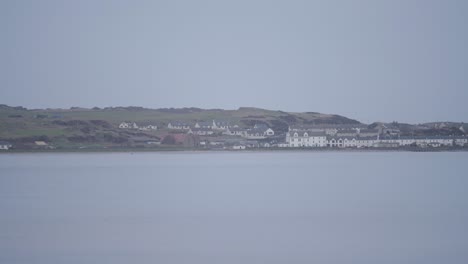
[0,105,360,138]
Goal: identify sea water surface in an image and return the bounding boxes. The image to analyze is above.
[0,152,467,264]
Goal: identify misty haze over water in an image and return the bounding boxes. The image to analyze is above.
[1,152,467,264]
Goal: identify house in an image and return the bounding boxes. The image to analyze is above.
[212,120,232,130]
[254,124,275,136]
[454,137,468,146]
[412,136,453,147]
[245,128,266,139]
[382,136,454,148]
[188,127,214,136]
[328,136,375,148]
[119,122,130,129]
[120,121,157,130]
[289,124,367,136]
[225,127,247,137]
[327,137,345,148]
[284,128,463,149]
[138,124,158,131]
[245,127,275,139]
[327,136,358,148]
[0,141,12,150]
[265,128,275,136]
[397,137,416,146]
[143,125,157,130]
[167,121,191,130]
[355,136,379,148]
[119,122,139,129]
[286,131,327,147]
[243,124,275,139]
[342,137,358,148]
[194,121,213,129]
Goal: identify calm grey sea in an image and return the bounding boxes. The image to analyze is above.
[0,152,467,264]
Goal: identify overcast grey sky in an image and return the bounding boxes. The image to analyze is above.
[1,0,467,123]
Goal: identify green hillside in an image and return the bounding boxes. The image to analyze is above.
[0,104,360,149]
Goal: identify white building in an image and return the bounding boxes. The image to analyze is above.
[391,136,454,148]
[212,120,235,130]
[286,131,327,147]
[195,121,213,129]
[343,137,358,148]
[245,128,267,139]
[245,127,275,140]
[120,122,155,130]
[378,138,401,147]
[0,142,12,150]
[286,129,463,149]
[119,122,130,129]
[397,137,416,146]
[289,124,367,136]
[168,121,191,130]
[355,137,379,148]
[454,137,468,146]
[412,136,453,147]
[224,127,247,137]
[138,124,158,131]
[327,138,344,148]
[253,124,275,136]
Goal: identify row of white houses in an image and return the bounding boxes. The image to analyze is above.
[119,122,158,131]
[288,124,382,137]
[169,120,236,130]
[225,124,275,139]
[188,124,275,139]
[288,124,402,138]
[285,131,468,148]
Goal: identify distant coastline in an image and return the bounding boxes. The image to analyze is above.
[2,146,467,154]
[1,104,467,152]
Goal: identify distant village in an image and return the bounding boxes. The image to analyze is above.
[110,120,468,150]
[116,120,276,150]
[1,118,467,151]
[1,104,466,151]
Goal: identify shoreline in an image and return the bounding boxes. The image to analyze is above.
[2,147,468,154]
